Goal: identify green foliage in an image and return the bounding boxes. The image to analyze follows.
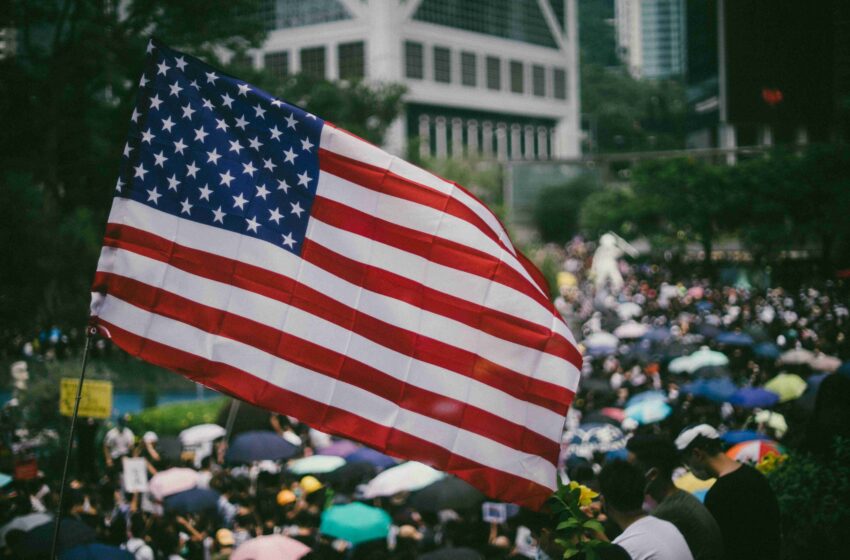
[420,157,504,215]
[767,438,850,560]
[579,186,637,239]
[534,174,601,244]
[128,397,226,436]
[548,478,606,560]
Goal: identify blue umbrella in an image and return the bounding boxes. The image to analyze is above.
[225,430,298,464]
[695,301,714,312]
[642,327,672,342]
[625,399,672,424]
[320,502,391,545]
[716,331,755,347]
[568,423,627,459]
[727,387,780,408]
[344,447,397,469]
[18,518,96,557]
[753,342,781,360]
[164,487,220,514]
[838,362,850,377]
[626,390,667,408]
[696,323,721,338]
[61,543,133,560]
[720,430,771,444]
[681,378,738,402]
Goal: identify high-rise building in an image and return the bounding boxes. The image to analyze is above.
[615,0,685,79]
[0,28,15,60]
[250,0,580,160]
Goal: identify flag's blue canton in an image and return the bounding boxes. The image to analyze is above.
[116,39,323,256]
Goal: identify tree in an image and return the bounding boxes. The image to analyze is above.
[533,173,601,244]
[578,185,637,239]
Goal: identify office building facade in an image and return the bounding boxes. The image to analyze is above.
[615,0,685,80]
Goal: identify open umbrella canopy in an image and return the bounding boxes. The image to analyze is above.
[582,411,620,426]
[410,476,486,512]
[179,423,226,447]
[753,342,781,360]
[614,321,649,339]
[344,447,398,470]
[720,430,771,444]
[324,461,377,493]
[625,390,667,408]
[17,518,96,558]
[600,407,626,422]
[0,472,11,488]
[226,430,298,464]
[727,387,780,409]
[625,399,672,424]
[288,455,346,475]
[318,439,361,457]
[778,348,815,366]
[764,373,807,403]
[231,535,311,560]
[716,331,755,347]
[362,461,444,498]
[616,302,642,320]
[320,502,392,545]
[642,327,673,343]
[583,332,619,351]
[810,353,842,373]
[163,487,220,514]
[669,347,729,374]
[753,410,788,438]
[567,423,626,459]
[60,543,134,560]
[797,372,829,413]
[149,467,200,501]
[726,440,784,464]
[681,378,738,403]
[0,513,52,547]
[693,365,733,379]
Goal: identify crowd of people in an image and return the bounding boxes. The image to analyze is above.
[1,236,849,559]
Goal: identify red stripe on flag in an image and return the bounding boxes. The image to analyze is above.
[102,224,576,413]
[94,317,556,510]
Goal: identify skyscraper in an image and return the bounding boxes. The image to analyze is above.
[615,0,686,80]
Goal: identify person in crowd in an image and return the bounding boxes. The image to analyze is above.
[627,434,723,560]
[675,424,780,560]
[123,512,155,560]
[104,414,135,473]
[598,460,694,560]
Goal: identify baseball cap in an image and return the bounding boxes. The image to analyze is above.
[674,424,720,452]
[277,489,296,506]
[216,529,235,546]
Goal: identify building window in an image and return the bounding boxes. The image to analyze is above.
[433,46,451,83]
[267,0,352,30]
[405,41,424,79]
[553,67,567,99]
[532,64,545,97]
[338,41,365,80]
[264,51,289,79]
[486,56,501,90]
[510,60,524,93]
[300,46,326,79]
[461,51,477,87]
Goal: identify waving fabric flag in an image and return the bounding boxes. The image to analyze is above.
[90,40,581,509]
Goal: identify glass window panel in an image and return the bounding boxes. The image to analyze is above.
[553,67,567,99]
[338,41,365,80]
[300,46,326,78]
[532,64,545,96]
[405,41,424,79]
[434,46,451,83]
[264,51,289,79]
[486,56,501,90]
[461,51,477,87]
[510,60,524,93]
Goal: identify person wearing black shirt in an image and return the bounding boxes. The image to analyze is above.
[676,424,781,560]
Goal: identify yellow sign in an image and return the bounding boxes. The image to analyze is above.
[60,378,113,419]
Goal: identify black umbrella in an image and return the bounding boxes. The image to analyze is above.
[693,365,733,379]
[163,488,221,514]
[582,411,620,426]
[157,436,184,462]
[226,430,298,464]
[323,461,377,493]
[17,518,96,558]
[420,547,483,560]
[409,476,485,513]
[577,376,614,396]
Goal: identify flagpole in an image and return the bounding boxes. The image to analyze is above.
[50,326,96,559]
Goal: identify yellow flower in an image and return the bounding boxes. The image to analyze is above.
[756,453,788,474]
[569,481,599,507]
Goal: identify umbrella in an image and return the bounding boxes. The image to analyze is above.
[720,430,771,445]
[779,348,815,366]
[156,436,184,462]
[226,430,298,464]
[318,439,361,457]
[642,327,673,343]
[616,302,642,320]
[727,387,780,408]
[625,399,672,424]
[149,467,200,501]
[60,543,134,560]
[163,487,220,514]
[681,378,738,402]
[674,472,715,495]
[410,476,486,512]
[18,518,95,557]
[810,353,842,373]
[716,331,755,347]
[669,347,729,374]
[797,372,829,413]
[600,407,626,422]
[344,447,398,469]
[764,373,807,403]
[581,411,620,426]
[753,410,788,438]
[0,513,52,547]
[231,535,311,560]
[726,440,784,464]
[362,461,444,498]
[288,455,346,475]
[420,548,483,560]
[0,472,11,488]
[567,423,626,459]
[583,332,619,352]
[625,390,667,408]
[577,376,615,396]
[614,321,649,339]
[320,502,392,545]
[693,365,733,379]
[753,342,781,360]
[324,461,377,493]
[179,423,226,447]
[695,323,721,339]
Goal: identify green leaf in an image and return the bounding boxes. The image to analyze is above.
[583,519,605,534]
[557,518,581,531]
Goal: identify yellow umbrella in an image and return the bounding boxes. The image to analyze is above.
[764,373,806,403]
[674,472,715,494]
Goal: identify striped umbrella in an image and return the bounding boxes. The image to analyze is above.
[726,440,784,464]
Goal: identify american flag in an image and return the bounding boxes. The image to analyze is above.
[91,39,581,509]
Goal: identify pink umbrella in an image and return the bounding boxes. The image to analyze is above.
[318,439,360,457]
[149,468,199,501]
[600,407,626,423]
[232,535,311,560]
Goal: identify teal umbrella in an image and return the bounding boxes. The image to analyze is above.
[320,502,391,545]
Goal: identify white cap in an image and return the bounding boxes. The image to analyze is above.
[142,431,158,443]
[674,424,719,451]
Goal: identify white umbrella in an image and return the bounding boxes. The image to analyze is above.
[179,423,226,447]
[0,513,52,547]
[669,346,729,374]
[614,321,649,339]
[583,332,620,349]
[362,461,444,498]
[778,347,815,366]
[617,302,642,320]
[809,352,841,373]
[288,455,346,475]
[149,468,200,501]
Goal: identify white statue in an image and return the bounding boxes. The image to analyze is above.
[591,232,638,293]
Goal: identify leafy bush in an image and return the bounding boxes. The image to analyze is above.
[766,437,850,559]
[128,398,226,436]
[534,174,600,244]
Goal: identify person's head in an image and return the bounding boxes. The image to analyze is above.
[675,424,724,480]
[216,528,235,549]
[129,512,147,539]
[598,460,646,527]
[626,434,678,499]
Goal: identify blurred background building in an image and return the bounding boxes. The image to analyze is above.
[614,0,686,80]
[249,0,581,160]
